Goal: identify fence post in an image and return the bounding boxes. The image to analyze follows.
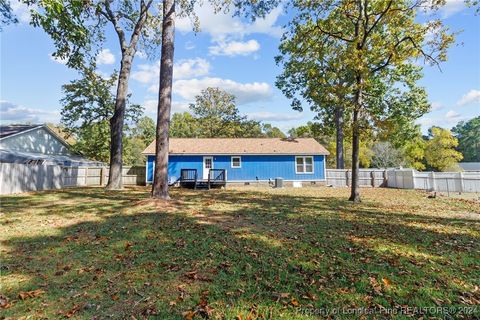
[432,172,436,191]
[84,167,88,186]
[346,170,350,187]
[411,169,416,189]
[100,167,104,186]
[459,172,464,194]
[371,171,375,188]
[446,177,450,196]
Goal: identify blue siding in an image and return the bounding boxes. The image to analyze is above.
[146,154,326,183]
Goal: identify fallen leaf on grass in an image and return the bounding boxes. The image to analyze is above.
[183,310,196,320]
[369,277,383,296]
[64,304,83,318]
[18,289,45,300]
[290,298,300,307]
[382,277,391,288]
[183,290,213,319]
[184,271,198,280]
[246,305,258,320]
[183,271,211,282]
[0,294,12,309]
[141,305,158,316]
[273,292,290,302]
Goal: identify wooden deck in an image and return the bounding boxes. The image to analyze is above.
[180,169,226,190]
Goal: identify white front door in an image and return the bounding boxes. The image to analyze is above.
[203,156,213,179]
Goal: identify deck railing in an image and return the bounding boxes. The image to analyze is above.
[208,169,225,182]
[180,169,198,188]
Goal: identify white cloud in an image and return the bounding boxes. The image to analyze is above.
[416,111,469,133]
[10,1,31,23]
[209,39,260,57]
[0,101,59,124]
[440,0,466,18]
[97,49,116,65]
[246,111,305,122]
[176,2,283,40]
[143,99,189,114]
[416,117,435,128]
[430,102,444,111]
[457,89,480,106]
[185,41,195,50]
[135,51,147,59]
[445,110,461,119]
[172,77,272,105]
[175,58,210,79]
[132,63,158,84]
[132,58,210,84]
[49,54,67,65]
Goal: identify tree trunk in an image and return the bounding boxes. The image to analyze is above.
[106,53,133,190]
[349,80,362,202]
[152,0,175,199]
[335,105,345,169]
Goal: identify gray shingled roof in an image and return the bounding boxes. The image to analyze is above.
[142,138,330,155]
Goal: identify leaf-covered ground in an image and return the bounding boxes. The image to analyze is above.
[1,186,479,319]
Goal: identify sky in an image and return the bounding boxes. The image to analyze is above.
[0,0,479,134]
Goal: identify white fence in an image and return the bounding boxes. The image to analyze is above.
[326,169,387,188]
[386,169,480,193]
[0,163,146,195]
[327,168,480,193]
[2,164,479,195]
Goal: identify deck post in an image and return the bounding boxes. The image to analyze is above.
[194,170,198,190]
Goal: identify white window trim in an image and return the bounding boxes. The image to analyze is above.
[295,156,314,174]
[231,156,242,168]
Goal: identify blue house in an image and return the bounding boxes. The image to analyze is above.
[142,138,329,184]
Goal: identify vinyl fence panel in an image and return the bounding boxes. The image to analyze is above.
[0,163,63,194]
[0,164,147,194]
[327,169,387,187]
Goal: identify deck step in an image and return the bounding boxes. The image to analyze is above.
[195,182,210,190]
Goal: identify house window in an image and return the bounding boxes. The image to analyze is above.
[231,156,242,168]
[296,156,314,174]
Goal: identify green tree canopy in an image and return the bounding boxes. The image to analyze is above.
[169,87,285,139]
[277,0,454,202]
[425,127,463,171]
[26,0,163,189]
[60,67,143,164]
[189,87,246,137]
[131,116,156,146]
[452,116,480,162]
[60,68,142,130]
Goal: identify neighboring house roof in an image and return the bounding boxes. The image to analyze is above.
[0,124,103,166]
[0,149,104,166]
[0,124,72,148]
[459,162,480,171]
[0,124,42,139]
[142,138,330,155]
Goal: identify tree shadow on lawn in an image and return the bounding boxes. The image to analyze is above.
[1,187,479,319]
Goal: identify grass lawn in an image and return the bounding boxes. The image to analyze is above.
[1,186,479,319]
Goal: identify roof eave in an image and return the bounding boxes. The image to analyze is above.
[142,152,329,156]
[0,125,43,141]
